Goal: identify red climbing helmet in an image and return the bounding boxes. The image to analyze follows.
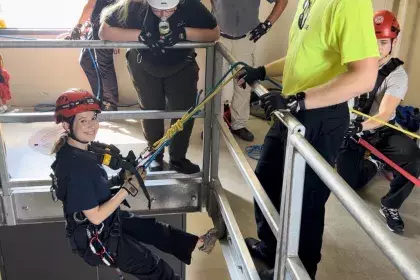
[54,88,101,124]
[374,10,400,39]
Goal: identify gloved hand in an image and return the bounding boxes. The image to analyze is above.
[68,24,82,40]
[260,91,288,119]
[138,30,166,56]
[160,26,186,47]
[346,120,363,137]
[249,20,272,43]
[260,91,306,119]
[121,167,147,197]
[236,65,266,89]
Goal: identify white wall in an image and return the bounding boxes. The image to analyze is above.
[2,0,419,108]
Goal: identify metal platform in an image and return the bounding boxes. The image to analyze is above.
[0,39,419,280]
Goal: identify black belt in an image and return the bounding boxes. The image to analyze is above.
[221,32,247,40]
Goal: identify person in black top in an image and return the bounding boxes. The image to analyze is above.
[68,0,119,111]
[51,88,218,279]
[99,0,220,174]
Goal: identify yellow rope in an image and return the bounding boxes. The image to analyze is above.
[351,109,420,140]
[151,68,242,151]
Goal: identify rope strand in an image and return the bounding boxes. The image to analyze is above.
[141,62,246,164]
[351,109,420,140]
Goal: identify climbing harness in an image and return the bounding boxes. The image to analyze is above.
[88,141,151,208]
[353,58,404,120]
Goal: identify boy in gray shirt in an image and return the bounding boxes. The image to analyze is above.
[210,0,288,141]
[336,10,420,234]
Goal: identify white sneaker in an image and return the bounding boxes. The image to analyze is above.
[0,105,8,113]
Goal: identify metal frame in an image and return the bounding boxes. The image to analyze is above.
[0,39,419,280]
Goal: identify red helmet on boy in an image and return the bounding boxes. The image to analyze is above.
[374,10,400,39]
[54,89,101,124]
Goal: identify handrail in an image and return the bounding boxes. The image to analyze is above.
[0,39,215,49]
[288,131,420,280]
[0,28,69,36]
[0,110,204,124]
[217,118,280,236]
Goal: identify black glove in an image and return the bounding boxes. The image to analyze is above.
[236,65,266,89]
[346,120,363,137]
[260,91,306,119]
[138,30,166,56]
[160,26,186,47]
[260,91,288,119]
[69,24,82,40]
[249,20,272,43]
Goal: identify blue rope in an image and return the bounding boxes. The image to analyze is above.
[142,139,171,168]
[87,48,102,100]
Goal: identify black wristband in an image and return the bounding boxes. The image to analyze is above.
[296,92,306,111]
[257,66,266,81]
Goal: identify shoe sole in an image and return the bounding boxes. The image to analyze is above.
[379,208,404,233]
[230,130,254,142]
[168,165,200,175]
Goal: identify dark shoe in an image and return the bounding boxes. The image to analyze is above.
[102,101,118,111]
[380,205,404,233]
[169,158,200,174]
[231,127,255,142]
[148,158,164,172]
[245,237,275,268]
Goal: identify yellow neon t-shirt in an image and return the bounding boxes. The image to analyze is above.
[282,0,380,95]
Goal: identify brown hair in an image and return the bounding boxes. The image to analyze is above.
[51,134,68,155]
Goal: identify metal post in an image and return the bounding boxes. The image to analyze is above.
[273,114,307,280]
[202,46,215,210]
[205,46,225,234]
[210,48,223,180]
[0,124,15,225]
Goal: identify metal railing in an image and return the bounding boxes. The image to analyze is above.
[0,38,419,280]
[214,41,420,280]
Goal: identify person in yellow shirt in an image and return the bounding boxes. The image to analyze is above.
[237,0,379,278]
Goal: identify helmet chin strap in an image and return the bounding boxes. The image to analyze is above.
[66,117,89,145]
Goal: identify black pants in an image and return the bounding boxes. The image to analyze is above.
[79,26,119,104]
[336,128,420,209]
[254,103,349,279]
[126,49,198,161]
[116,211,199,279]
